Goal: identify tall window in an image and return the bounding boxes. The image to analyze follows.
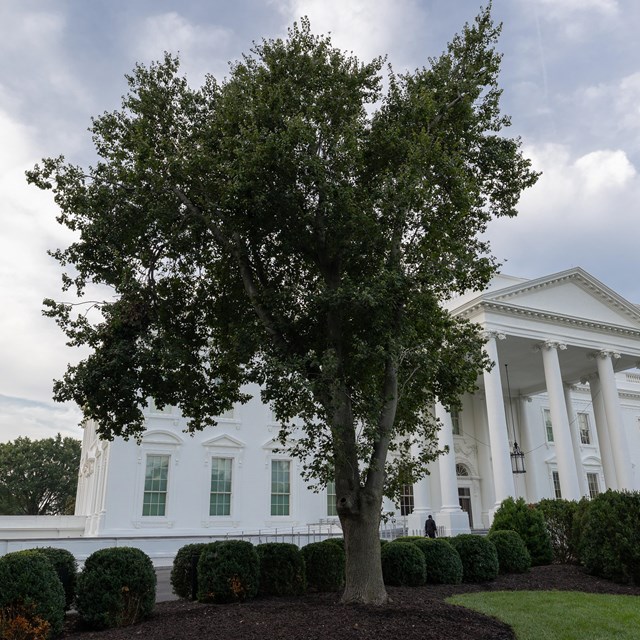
[587,473,600,499]
[552,471,562,499]
[543,409,554,442]
[210,458,232,516]
[327,480,337,516]
[142,455,169,516]
[271,460,291,516]
[400,484,414,516]
[451,408,461,435]
[578,413,591,445]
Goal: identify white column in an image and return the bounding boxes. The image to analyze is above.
[538,341,581,501]
[586,374,618,490]
[594,351,634,489]
[407,441,432,535]
[435,402,471,535]
[482,332,516,514]
[564,385,589,497]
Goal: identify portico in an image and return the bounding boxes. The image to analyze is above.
[409,268,640,533]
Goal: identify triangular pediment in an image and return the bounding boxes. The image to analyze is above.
[202,434,245,449]
[482,268,640,330]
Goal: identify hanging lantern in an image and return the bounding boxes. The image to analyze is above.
[504,363,527,475]
[510,442,526,474]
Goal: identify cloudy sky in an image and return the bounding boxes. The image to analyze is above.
[1,0,639,443]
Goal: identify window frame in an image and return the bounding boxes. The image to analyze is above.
[451,408,461,436]
[543,408,554,443]
[142,454,170,517]
[578,412,591,445]
[552,470,562,499]
[209,456,233,517]
[270,459,291,517]
[399,484,414,516]
[586,472,600,499]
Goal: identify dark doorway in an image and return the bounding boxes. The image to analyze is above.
[458,487,473,528]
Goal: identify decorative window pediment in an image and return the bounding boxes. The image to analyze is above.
[141,430,183,446]
[202,434,245,449]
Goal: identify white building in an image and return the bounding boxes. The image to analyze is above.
[71,267,640,540]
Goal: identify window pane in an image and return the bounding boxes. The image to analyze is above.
[587,473,600,499]
[544,409,554,442]
[552,471,562,499]
[143,455,169,516]
[327,480,337,516]
[210,458,232,516]
[400,484,414,516]
[451,408,461,436]
[271,460,290,516]
[578,413,591,445]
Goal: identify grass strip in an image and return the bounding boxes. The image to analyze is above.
[447,590,640,640]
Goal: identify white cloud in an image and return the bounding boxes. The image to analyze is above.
[0,395,82,444]
[536,0,618,19]
[485,143,640,301]
[271,0,426,67]
[132,12,236,85]
[0,107,82,403]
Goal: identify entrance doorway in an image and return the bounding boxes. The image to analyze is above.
[458,487,473,529]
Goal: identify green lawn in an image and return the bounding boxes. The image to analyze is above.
[447,591,640,640]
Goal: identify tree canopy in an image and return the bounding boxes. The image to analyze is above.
[28,5,537,603]
[0,434,81,515]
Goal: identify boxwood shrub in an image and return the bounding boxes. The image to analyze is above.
[35,547,78,611]
[256,543,306,596]
[381,542,426,586]
[537,498,581,564]
[197,540,260,603]
[76,547,156,630]
[301,541,345,592]
[449,534,499,583]
[487,530,531,574]
[490,497,553,566]
[170,543,207,600]
[0,549,66,638]
[411,538,463,584]
[579,490,640,584]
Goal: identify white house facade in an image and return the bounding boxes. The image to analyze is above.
[72,267,640,540]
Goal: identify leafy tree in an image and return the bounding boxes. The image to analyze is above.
[0,434,81,515]
[27,6,537,603]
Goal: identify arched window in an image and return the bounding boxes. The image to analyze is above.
[456,463,470,477]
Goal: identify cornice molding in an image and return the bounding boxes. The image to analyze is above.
[455,300,640,339]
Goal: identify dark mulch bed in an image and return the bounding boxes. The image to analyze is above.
[61,564,640,640]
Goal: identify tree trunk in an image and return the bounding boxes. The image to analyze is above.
[339,488,388,604]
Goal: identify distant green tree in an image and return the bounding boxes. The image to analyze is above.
[0,434,81,515]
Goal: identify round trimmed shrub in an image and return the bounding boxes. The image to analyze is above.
[301,541,345,592]
[76,547,156,630]
[449,534,499,583]
[487,530,531,574]
[197,540,260,603]
[35,547,78,611]
[170,543,207,599]
[410,538,463,584]
[0,549,66,637]
[382,542,426,586]
[579,490,640,584]
[322,537,345,551]
[256,543,306,596]
[490,497,553,566]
